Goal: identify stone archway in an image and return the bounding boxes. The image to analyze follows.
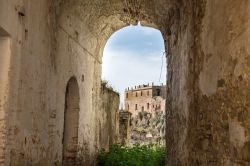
[63,77,80,166]
[57,1,250,165]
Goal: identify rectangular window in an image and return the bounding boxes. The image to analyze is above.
[147,103,149,109]
[157,89,161,96]
[141,91,143,96]
[135,104,137,110]
[142,106,144,112]
[135,92,138,97]
[126,93,128,98]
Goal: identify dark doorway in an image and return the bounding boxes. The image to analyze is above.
[63,77,80,166]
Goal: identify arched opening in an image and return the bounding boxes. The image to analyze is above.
[62,77,80,166]
[0,27,11,111]
[102,25,166,146]
[0,27,10,164]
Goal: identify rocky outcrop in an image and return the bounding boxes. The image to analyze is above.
[130,110,165,145]
[119,111,132,145]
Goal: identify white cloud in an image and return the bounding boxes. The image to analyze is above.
[101,25,166,107]
[141,26,161,36]
[102,49,166,105]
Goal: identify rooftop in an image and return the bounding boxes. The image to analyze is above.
[125,83,165,92]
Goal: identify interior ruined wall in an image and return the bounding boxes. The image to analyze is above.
[194,0,250,165]
[99,84,119,150]
[0,0,126,164]
[0,0,59,165]
[0,0,103,164]
[166,0,250,165]
[55,2,100,165]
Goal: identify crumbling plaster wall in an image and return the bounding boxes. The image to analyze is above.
[194,0,250,165]
[0,0,59,165]
[166,0,250,165]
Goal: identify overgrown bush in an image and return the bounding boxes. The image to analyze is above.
[101,80,119,93]
[98,144,166,166]
[138,111,148,120]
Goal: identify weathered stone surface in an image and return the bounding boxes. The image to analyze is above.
[63,77,79,166]
[166,0,250,165]
[0,0,250,165]
[119,111,132,145]
[98,83,119,150]
[130,110,165,145]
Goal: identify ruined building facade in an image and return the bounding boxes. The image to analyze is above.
[125,84,166,117]
[0,0,250,165]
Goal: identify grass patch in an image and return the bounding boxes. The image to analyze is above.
[98,144,166,166]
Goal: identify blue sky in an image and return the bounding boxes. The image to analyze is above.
[102,25,166,106]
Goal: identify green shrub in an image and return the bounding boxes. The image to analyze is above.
[98,144,166,166]
[138,111,148,121]
[101,80,119,94]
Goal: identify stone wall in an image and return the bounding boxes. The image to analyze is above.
[0,1,58,165]
[165,0,250,165]
[194,1,250,164]
[130,110,165,145]
[99,83,120,150]
[119,111,132,145]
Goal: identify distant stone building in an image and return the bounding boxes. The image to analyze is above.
[124,83,166,117]
[124,83,166,145]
